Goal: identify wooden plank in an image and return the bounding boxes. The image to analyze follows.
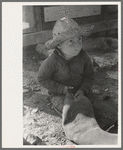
[23,19,117,47]
[44,5,101,22]
[23,30,52,47]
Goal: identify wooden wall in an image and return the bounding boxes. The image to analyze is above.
[23,5,118,46]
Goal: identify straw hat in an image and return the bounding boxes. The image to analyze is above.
[45,17,93,49]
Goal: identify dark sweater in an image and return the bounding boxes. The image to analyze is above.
[37,48,95,95]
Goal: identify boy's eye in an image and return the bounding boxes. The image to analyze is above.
[69,39,73,43]
[67,39,73,44]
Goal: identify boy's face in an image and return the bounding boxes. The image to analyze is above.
[59,37,82,57]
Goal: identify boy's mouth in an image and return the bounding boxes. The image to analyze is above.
[74,49,79,51]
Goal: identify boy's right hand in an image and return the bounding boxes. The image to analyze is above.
[63,86,73,94]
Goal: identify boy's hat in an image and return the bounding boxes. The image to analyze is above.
[45,17,93,49]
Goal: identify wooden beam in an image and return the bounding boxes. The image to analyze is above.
[23,30,52,47]
[91,20,117,33]
[23,19,117,47]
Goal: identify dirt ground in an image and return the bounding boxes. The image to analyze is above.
[23,40,118,145]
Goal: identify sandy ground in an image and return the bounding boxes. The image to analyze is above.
[23,42,118,145]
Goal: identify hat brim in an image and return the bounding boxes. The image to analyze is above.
[45,26,93,49]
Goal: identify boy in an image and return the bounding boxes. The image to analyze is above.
[37,17,95,114]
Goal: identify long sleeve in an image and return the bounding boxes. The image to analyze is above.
[79,52,95,94]
[37,56,65,94]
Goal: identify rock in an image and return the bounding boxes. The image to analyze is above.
[23,138,31,145]
[104,88,109,92]
[23,107,27,116]
[23,86,32,93]
[25,134,46,145]
[42,135,48,139]
[31,107,39,114]
[40,86,48,95]
[92,52,118,67]
[50,137,58,144]
[106,71,118,80]
[65,139,75,145]
[23,88,30,93]
[23,87,33,101]
[33,86,41,92]
[92,89,100,94]
[92,85,101,94]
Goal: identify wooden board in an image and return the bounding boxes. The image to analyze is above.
[44,5,101,22]
[23,6,38,34]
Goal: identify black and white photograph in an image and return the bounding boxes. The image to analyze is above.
[2,2,121,148]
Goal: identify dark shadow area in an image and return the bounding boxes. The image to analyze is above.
[23,44,45,72]
[23,92,61,118]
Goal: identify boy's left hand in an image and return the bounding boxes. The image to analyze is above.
[75,90,86,100]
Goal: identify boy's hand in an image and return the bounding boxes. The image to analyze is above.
[75,90,86,100]
[63,86,73,94]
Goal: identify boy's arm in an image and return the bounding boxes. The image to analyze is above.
[37,57,65,94]
[79,52,95,95]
